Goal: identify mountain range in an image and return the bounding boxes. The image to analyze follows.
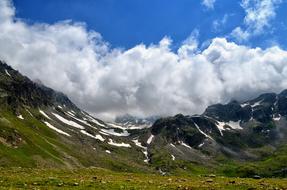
[0,60,286,178]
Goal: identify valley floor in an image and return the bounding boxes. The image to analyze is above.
[0,168,286,190]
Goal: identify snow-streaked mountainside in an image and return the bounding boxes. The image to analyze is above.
[0,60,287,177]
[0,60,153,170]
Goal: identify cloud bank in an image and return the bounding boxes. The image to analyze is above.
[0,0,287,120]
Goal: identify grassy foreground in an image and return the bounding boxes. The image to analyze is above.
[0,167,286,190]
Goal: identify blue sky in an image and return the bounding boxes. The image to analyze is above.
[13,0,287,49]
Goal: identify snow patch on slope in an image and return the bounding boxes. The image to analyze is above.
[132,139,146,149]
[66,111,75,116]
[132,139,149,163]
[66,112,92,127]
[215,120,242,135]
[52,113,85,129]
[226,121,242,130]
[108,139,131,148]
[241,102,249,107]
[198,142,204,148]
[17,115,24,120]
[193,122,214,140]
[39,110,51,120]
[251,100,263,108]
[44,121,70,137]
[26,109,33,117]
[5,69,11,77]
[107,122,126,130]
[171,154,175,161]
[147,134,154,145]
[215,121,225,136]
[180,141,192,149]
[80,130,105,142]
[170,143,176,148]
[143,150,149,163]
[273,115,281,121]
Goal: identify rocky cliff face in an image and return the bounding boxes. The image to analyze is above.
[0,61,77,110]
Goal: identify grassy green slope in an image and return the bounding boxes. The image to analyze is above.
[0,107,151,172]
[0,108,74,168]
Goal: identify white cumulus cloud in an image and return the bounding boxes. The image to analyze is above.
[1,0,287,121]
[231,0,282,41]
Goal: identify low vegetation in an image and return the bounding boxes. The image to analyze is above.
[0,167,287,190]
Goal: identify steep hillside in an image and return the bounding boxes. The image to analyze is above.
[0,61,152,172]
